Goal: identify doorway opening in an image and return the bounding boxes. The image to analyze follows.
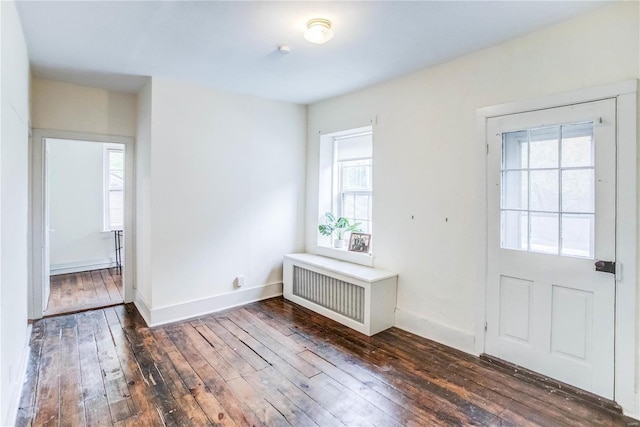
[28,129,135,319]
[42,138,126,316]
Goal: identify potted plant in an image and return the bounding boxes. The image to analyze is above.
[318,212,362,248]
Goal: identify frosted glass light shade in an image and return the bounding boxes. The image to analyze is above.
[304,18,334,45]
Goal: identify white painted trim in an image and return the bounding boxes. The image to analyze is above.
[50,258,117,275]
[311,245,374,267]
[476,80,638,417]
[134,290,152,326]
[613,91,638,418]
[395,308,475,355]
[30,129,135,320]
[477,80,638,119]
[143,282,283,327]
[3,324,32,427]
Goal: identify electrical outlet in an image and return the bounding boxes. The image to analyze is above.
[236,276,245,287]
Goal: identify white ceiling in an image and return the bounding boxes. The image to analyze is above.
[16,1,611,105]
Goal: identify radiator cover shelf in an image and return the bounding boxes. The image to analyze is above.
[284,253,398,336]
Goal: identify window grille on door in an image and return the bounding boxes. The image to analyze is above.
[501,122,596,258]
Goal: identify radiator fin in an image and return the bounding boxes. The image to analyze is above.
[293,266,364,323]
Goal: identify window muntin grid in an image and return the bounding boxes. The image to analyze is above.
[338,158,372,234]
[500,122,595,258]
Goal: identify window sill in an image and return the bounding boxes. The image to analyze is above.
[312,245,374,267]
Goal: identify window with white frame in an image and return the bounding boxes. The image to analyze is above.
[317,126,374,253]
[104,144,125,231]
[334,132,373,234]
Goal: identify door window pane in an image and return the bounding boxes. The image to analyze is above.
[501,171,528,210]
[502,210,528,251]
[530,170,558,211]
[530,213,559,255]
[529,127,559,169]
[561,122,594,167]
[561,214,594,257]
[562,169,594,213]
[503,131,528,169]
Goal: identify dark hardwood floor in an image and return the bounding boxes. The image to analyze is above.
[18,297,637,426]
[44,268,123,317]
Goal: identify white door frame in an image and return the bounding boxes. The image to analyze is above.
[30,129,136,319]
[475,80,638,417]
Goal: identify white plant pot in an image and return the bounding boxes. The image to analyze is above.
[334,239,345,249]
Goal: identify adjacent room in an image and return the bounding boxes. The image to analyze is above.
[1,1,639,426]
[44,138,125,316]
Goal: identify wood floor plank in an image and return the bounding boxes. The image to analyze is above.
[81,271,98,302]
[165,325,263,426]
[177,323,242,381]
[244,367,344,427]
[116,306,213,427]
[88,310,137,423]
[190,319,256,376]
[15,320,45,427]
[225,376,291,427]
[260,298,522,426]
[200,316,271,371]
[114,306,210,426]
[91,270,111,301]
[299,349,448,427]
[32,318,62,426]
[103,307,177,427]
[45,269,123,316]
[77,311,113,427]
[100,269,123,302]
[58,322,86,426]
[20,297,637,427]
[152,328,241,427]
[221,310,320,378]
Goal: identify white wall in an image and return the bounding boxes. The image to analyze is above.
[48,139,115,273]
[0,0,31,424]
[32,78,137,137]
[307,3,639,346]
[135,78,306,324]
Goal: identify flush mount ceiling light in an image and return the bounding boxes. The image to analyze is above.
[304,18,334,45]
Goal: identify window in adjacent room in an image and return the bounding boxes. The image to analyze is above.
[103,144,125,231]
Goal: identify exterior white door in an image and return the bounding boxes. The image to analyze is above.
[486,99,617,399]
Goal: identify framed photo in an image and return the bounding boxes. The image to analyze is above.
[348,233,371,253]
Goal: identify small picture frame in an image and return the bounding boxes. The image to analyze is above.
[348,233,371,253]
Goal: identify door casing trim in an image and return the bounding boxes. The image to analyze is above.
[475,80,638,417]
[30,129,136,319]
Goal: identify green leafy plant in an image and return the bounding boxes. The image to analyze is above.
[318,212,362,240]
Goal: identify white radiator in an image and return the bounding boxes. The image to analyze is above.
[293,265,365,323]
[284,253,398,336]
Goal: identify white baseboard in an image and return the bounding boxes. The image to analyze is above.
[50,258,116,275]
[138,282,283,327]
[394,308,476,355]
[134,291,152,326]
[3,324,32,427]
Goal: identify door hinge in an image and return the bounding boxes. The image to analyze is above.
[484,321,488,332]
[486,144,489,155]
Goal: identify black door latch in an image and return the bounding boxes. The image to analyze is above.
[595,260,616,274]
